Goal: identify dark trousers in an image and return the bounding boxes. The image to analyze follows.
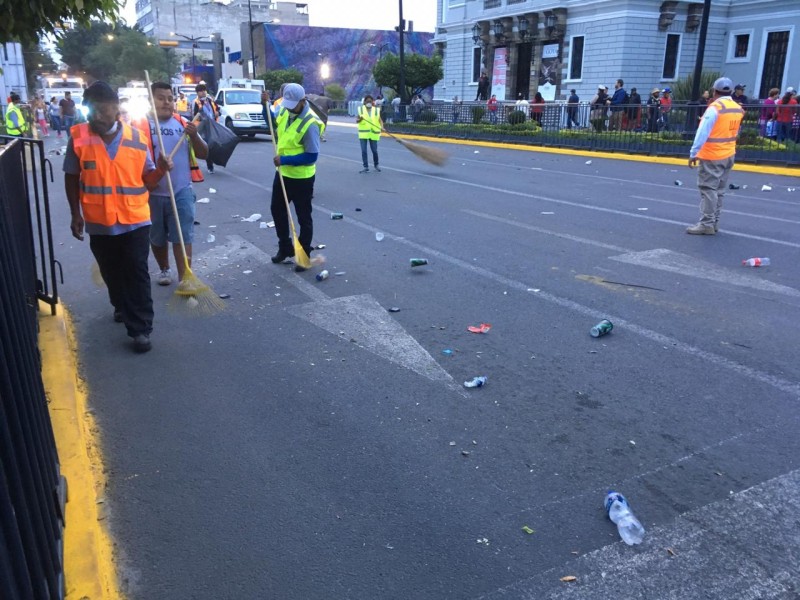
[360,138,379,168]
[271,172,314,255]
[90,226,154,337]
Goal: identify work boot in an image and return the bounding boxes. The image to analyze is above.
[271,249,295,264]
[374,165,381,172]
[132,334,152,353]
[686,223,716,235]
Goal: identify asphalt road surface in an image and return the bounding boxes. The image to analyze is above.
[46,119,800,599]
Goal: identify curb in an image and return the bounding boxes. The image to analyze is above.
[39,303,122,599]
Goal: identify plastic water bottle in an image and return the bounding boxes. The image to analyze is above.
[315,270,329,281]
[464,376,487,388]
[742,257,770,267]
[605,491,645,545]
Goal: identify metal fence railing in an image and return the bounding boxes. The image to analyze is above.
[1,137,66,600]
[382,101,800,166]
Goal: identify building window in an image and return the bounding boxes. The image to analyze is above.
[727,29,753,63]
[295,3,308,14]
[568,35,584,80]
[484,0,501,9]
[734,34,749,58]
[662,33,680,80]
[472,47,482,83]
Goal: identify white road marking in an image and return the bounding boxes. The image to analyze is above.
[477,467,800,600]
[630,195,800,226]
[195,236,460,391]
[288,294,462,393]
[611,248,800,298]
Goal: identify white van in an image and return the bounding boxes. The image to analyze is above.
[214,88,268,138]
[217,78,266,92]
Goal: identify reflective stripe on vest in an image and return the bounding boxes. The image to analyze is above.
[275,108,323,179]
[71,122,150,226]
[697,98,744,161]
[4,104,28,135]
[358,106,381,140]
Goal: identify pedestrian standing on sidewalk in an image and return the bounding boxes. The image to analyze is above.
[192,83,219,174]
[134,81,208,287]
[686,77,744,235]
[35,99,49,137]
[357,94,383,173]
[63,81,174,352]
[49,97,62,137]
[60,91,76,137]
[4,92,29,137]
[261,83,324,271]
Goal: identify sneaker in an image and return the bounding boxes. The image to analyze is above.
[157,268,172,286]
[359,167,369,173]
[132,334,152,353]
[208,166,214,174]
[113,310,123,323]
[271,250,295,264]
[686,223,716,235]
[374,165,381,172]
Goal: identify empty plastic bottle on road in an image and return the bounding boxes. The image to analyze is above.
[316,270,329,281]
[742,257,770,267]
[464,376,487,388]
[605,491,645,545]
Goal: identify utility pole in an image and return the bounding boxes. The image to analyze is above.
[398,0,407,104]
[248,0,255,78]
[690,0,712,101]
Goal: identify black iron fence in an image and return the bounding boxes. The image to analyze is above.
[383,101,800,166]
[1,137,66,600]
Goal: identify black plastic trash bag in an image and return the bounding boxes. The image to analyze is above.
[198,116,240,167]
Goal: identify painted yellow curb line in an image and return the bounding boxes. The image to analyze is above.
[39,303,122,600]
[390,133,800,178]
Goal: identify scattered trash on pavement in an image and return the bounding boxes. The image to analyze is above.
[331,212,344,220]
[667,548,677,557]
[464,376,487,388]
[197,197,210,203]
[461,450,470,457]
[468,323,491,334]
[410,258,428,267]
[560,576,577,583]
[590,319,613,338]
[442,349,453,356]
[186,297,199,309]
[218,293,231,299]
[761,185,772,192]
[522,526,535,534]
[605,491,645,545]
[637,207,648,211]
[474,150,480,154]
[209,188,216,193]
[742,257,770,267]
[387,307,401,313]
[728,183,740,190]
[476,537,489,545]
[316,270,329,281]
[585,160,592,165]
[375,232,385,241]
[242,270,252,274]
[315,243,326,249]
[334,271,346,276]
[541,211,555,215]
[241,213,261,222]
[206,234,215,243]
[674,180,683,186]
[788,187,796,192]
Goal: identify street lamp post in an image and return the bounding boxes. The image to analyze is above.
[247,10,279,80]
[398,0,407,104]
[170,31,212,83]
[370,43,390,94]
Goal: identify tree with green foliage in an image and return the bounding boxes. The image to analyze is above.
[0,0,119,45]
[670,71,723,101]
[257,68,303,95]
[58,22,177,87]
[373,53,443,100]
[323,83,345,102]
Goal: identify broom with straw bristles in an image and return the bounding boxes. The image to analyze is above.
[360,112,448,167]
[144,71,225,316]
[265,95,312,270]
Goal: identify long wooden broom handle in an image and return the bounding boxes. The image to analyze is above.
[168,113,201,160]
[264,99,300,241]
[144,71,190,271]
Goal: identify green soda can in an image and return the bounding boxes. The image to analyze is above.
[590,319,613,337]
[410,258,428,267]
[331,213,344,220]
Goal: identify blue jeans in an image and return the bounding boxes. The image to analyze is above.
[489,111,498,124]
[63,115,75,136]
[50,114,62,134]
[777,122,791,142]
[360,138,379,168]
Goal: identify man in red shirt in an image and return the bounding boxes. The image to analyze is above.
[775,89,797,143]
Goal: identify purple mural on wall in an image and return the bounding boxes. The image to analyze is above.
[260,24,434,101]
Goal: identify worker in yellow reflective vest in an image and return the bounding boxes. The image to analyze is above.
[4,93,29,137]
[687,77,744,235]
[261,83,325,271]
[356,94,383,173]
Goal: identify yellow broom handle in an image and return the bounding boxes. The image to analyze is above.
[168,113,202,160]
[144,71,190,271]
[265,98,300,241]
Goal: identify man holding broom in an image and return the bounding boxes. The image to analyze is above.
[64,81,174,353]
[133,81,208,286]
[261,83,325,271]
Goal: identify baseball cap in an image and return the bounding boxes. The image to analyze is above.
[787,87,796,94]
[734,83,745,90]
[83,81,118,105]
[662,87,671,93]
[713,77,733,93]
[281,83,306,110]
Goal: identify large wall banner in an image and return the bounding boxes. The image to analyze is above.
[538,43,562,101]
[491,47,508,101]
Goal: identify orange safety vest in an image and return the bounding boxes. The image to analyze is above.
[193,97,218,121]
[132,114,204,183]
[71,122,150,226]
[697,98,744,161]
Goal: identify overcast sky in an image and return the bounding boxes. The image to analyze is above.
[123,0,436,32]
